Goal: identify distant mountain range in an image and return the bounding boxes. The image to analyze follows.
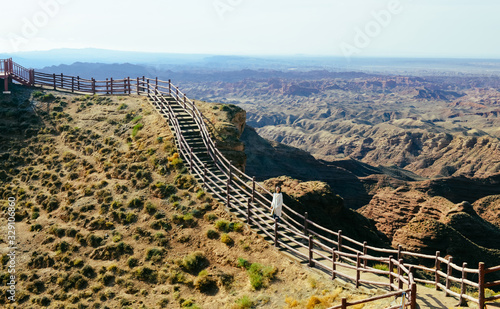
[2,48,500,75]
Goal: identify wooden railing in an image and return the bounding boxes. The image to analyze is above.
[0,58,34,85]
[0,59,6,74]
[5,59,498,308]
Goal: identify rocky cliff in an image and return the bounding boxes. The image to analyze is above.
[359,188,500,265]
[195,100,247,172]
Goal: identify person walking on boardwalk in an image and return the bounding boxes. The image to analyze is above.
[270,185,283,223]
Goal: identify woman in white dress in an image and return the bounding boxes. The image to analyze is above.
[270,185,283,223]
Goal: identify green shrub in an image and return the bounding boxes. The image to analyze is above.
[32,91,43,98]
[175,174,195,189]
[167,270,186,284]
[124,212,138,224]
[145,202,157,215]
[131,115,143,123]
[181,299,200,309]
[145,248,163,261]
[194,272,216,293]
[127,198,143,209]
[54,241,70,253]
[204,213,217,222]
[183,213,194,226]
[127,257,139,268]
[170,157,184,170]
[237,258,250,269]
[246,262,277,290]
[373,264,390,272]
[235,295,254,309]
[112,233,122,242]
[196,189,205,199]
[249,271,263,290]
[215,219,229,232]
[221,233,233,246]
[82,265,95,278]
[158,298,169,308]
[151,182,176,199]
[41,93,56,102]
[131,123,143,138]
[73,258,84,268]
[30,224,42,231]
[206,229,219,239]
[87,234,103,247]
[133,266,157,283]
[180,251,207,274]
[233,222,244,232]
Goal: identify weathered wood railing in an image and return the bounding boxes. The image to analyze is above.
[0,59,6,74]
[5,58,499,308]
[1,58,34,87]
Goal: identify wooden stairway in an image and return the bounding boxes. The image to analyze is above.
[1,58,35,93]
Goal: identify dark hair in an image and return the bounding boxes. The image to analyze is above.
[275,185,281,192]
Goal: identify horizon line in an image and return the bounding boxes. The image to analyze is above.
[2,47,500,61]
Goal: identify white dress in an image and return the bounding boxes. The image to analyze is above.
[271,193,283,217]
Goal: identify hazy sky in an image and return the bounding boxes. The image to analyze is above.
[0,0,498,58]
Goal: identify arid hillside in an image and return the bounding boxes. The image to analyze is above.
[0,86,391,309]
[182,75,500,181]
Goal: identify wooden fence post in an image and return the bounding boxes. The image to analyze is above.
[247,198,251,225]
[155,77,158,90]
[77,76,80,91]
[435,251,441,290]
[252,177,255,203]
[110,77,114,94]
[189,147,193,173]
[127,77,131,94]
[183,94,187,110]
[60,73,63,88]
[202,163,207,189]
[106,78,109,94]
[332,248,336,280]
[53,73,56,90]
[410,282,417,309]
[338,230,343,254]
[356,252,361,288]
[389,256,394,291]
[478,262,485,309]
[341,298,347,309]
[71,76,74,93]
[92,78,96,95]
[30,69,35,86]
[136,77,140,94]
[274,218,278,247]
[226,170,231,209]
[397,245,402,261]
[458,262,467,306]
[308,235,315,267]
[304,212,308,236]
[446,256,453,296]
[147,78,150,94]
[398,259,404,290]
[409,265,414,289]
[363,241,368,268]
